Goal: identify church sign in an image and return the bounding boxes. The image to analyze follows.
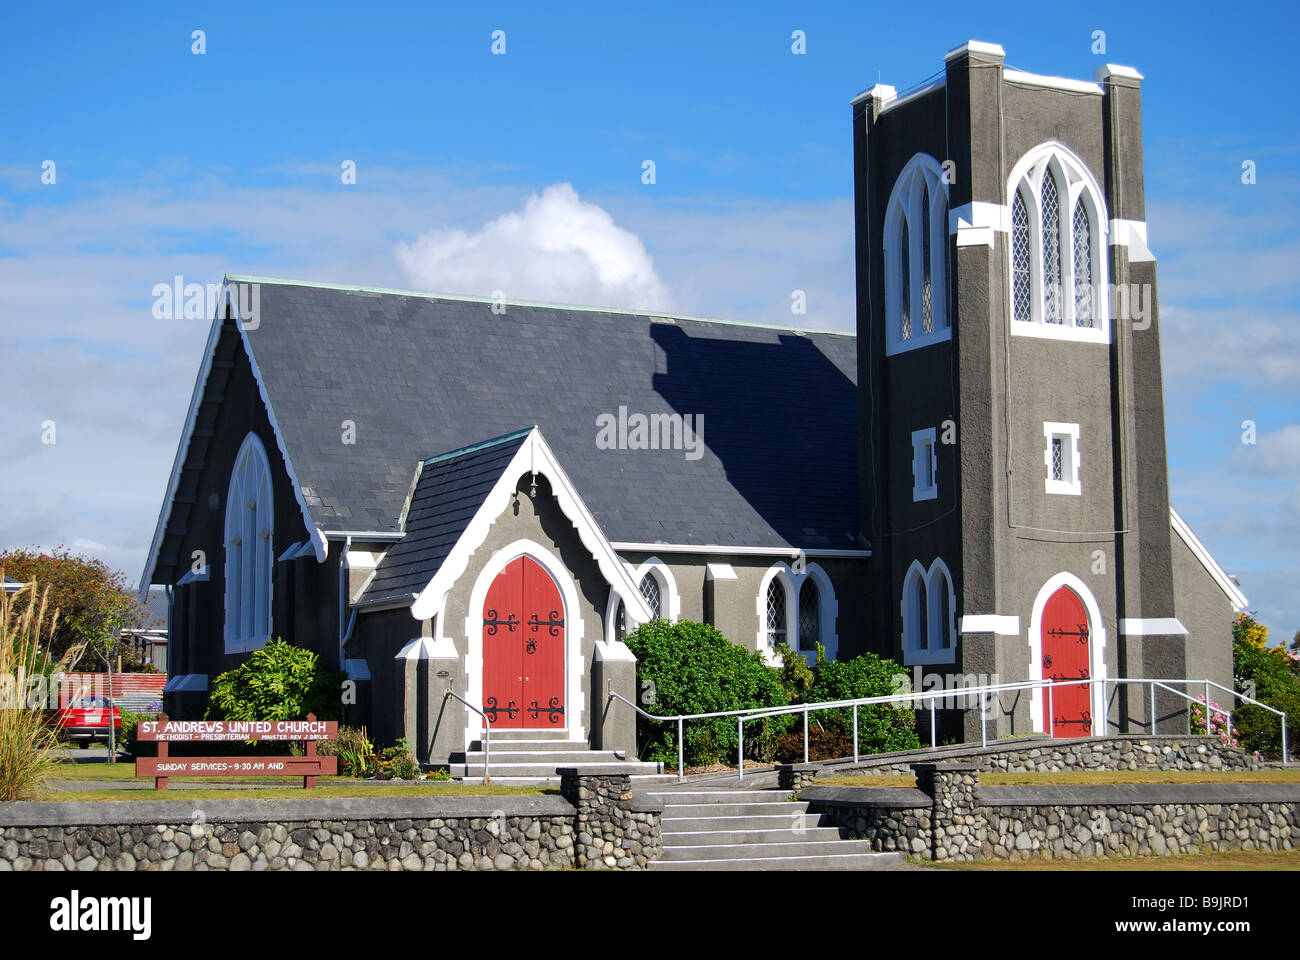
[134,713,337,789]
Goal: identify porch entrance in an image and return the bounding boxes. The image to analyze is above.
[481,555,566,729]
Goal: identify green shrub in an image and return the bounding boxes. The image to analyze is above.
[118,709,158,758]
[807,651,920,754]
[205,637,345,723]
[319,725,376,778]
[378,737,418,780]
[425,767,452,782]
[623,619,789,767]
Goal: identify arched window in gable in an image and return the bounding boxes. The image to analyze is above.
[225,432,274,653]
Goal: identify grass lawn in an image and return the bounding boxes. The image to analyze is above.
[49,760,358,785]
[32,783,551,801]
[932,849,1300,871]
[816,770,1300,788]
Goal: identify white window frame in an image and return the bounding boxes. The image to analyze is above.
[224,432,274,653]
[884,153,951,356]
[1043,422,1082,496]
[756,561,839,665]
[901,558,956,665]
[911,427,938,502]
[1006,142,1110,344]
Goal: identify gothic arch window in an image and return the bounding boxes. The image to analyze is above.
[225,432,274,653]
[639,572,662,619]
[798,578,820,652]
[756,563,838,663]
[1006,142,1109,342]
[902,558,955,665]
[766,576,788,648]
[885,154,951,354]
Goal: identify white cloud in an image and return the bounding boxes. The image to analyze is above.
[1233,424,1300,478]
[394,183,672,312]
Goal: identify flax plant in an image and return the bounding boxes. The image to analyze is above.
[0,576,83,800]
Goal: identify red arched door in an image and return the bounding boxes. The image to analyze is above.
[1041,586,1092,737]
[482,556,566,729]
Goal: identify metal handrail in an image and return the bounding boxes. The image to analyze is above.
[443,689,491,785]
[608,674,1290,783]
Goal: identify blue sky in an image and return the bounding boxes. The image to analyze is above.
[1,2,1297,642]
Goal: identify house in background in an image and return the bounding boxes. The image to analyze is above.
[141,41,1246,767]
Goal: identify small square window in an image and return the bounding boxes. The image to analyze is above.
[911,428,938,502]
[1043,422,1081,496]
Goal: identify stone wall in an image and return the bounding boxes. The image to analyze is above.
[0,773,662,872]
[559,767,662,869]
[802,762,1298,863]
[819,736,1261,777]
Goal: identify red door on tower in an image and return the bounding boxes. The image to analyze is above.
[482,556,566,729]
[1041,586,1092,737]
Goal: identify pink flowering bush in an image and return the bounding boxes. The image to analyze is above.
[1190,695,1238,747]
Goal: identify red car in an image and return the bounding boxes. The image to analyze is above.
[51,696,122,746]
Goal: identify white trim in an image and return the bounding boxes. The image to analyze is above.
[1109,218,1157,263]
[755,564,795,667]
[343,658,372,680]
[1094,64,1144,82]
[944,40,1005,61]
[850,82,897,107]
[1043,422,1082,496]
[705,562,738,581]
[235,304,328,564]
[593,639,636,663]
[1027,573,1108,736]
[911,427,938,502]
[877,79,946,116]
[1007,142,1111,343]
[176,566,209,586]
[1118,618,1188,637]
[799,563,839,662]
[463,539,586,751]
[139,309,224,595]
[949,201,1009,235]
[609,542,871,558]
[959,615,1021,636]
[1169,507,1248,611]
[161,673,208,693]
[411,427,651,624]
[901,559,957,665]
[884,153,951,356]
[224,432,274,655]
[754,561,840,665]
[1003,70,1104,96]
[394,635,457,660]
[628,557,681,622]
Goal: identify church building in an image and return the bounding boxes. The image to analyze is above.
[141,41,1246,767]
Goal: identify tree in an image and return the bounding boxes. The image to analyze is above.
[0,547,152,667]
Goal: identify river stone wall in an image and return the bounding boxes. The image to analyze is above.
[802,762,1298,863]
[0,772,663,871]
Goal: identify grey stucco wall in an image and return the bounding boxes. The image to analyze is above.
[1171,530,1235,695]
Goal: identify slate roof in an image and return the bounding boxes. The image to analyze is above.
[360,429,531,606]
[234,278,860,550]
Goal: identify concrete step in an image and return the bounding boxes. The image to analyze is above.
[648,852,908,871]
[658,839,879,861]
[471,730,576,742]
[646,790,784,803]
[661,814,825,832]
[451,761,664,779]
[662,827,845,846]
[461,774,679,786]
[465,750,631,764]
[657,801,808,819]
[469,739,593,752]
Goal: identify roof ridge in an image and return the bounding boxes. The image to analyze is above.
[422,427,535,467]
[224,274,856,338]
